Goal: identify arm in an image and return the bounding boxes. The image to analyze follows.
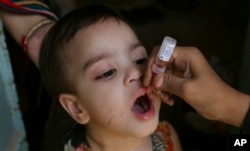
[0,0,57,66]
[145,46,250,128]
[1,12,55,66]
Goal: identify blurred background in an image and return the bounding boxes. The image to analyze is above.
[3,0,250,150]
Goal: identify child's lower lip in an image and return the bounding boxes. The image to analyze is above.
[133,100,155,120]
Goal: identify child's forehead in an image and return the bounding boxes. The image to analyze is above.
[71,18,134,48]
[65,19,140,64]
[81,18,126,33]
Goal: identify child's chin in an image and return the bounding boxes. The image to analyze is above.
[135,118,159,137]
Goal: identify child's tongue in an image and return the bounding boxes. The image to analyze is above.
[132,95,149,114]
[133,102,145,114]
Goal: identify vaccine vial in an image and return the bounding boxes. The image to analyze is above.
[152,36,177,74]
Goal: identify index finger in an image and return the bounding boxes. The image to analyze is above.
[144,46,160,87]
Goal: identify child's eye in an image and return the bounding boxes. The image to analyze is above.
[134,58,148,65]
[95,69,116,80]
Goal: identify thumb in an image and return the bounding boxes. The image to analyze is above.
[152,73,185,96]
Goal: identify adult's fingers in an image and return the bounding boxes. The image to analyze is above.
[151,89,175,106]
[152,73,186,97]
[144,46,160,87]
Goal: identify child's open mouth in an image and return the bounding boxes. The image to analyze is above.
[131,90,156,120]
[132,94,151,114]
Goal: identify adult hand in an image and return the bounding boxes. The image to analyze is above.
[144,46,250,127]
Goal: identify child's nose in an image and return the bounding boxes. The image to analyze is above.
[123,65,142,86]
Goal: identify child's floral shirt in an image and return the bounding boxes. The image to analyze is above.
[62,121,173,151]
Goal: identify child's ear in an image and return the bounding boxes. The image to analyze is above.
[59,93,90,124]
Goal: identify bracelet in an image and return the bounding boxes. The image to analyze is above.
[21,18,52,52]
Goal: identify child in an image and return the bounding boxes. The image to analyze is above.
[39,4,182,151]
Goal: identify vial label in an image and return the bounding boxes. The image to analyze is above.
[158,36,176,62]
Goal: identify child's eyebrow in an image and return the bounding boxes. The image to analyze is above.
[130,42,144,52]
[83,42,144,70]
[83,53,112,71]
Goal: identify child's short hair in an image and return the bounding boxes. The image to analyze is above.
[39,4,127,99]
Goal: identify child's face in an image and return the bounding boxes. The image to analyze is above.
[63,19,161,138]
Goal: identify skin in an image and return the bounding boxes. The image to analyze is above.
[144,46,250,128]
[1,8,182,151]
[58,19,182,151]
[3,6,249,149]
[1,11,55,66]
